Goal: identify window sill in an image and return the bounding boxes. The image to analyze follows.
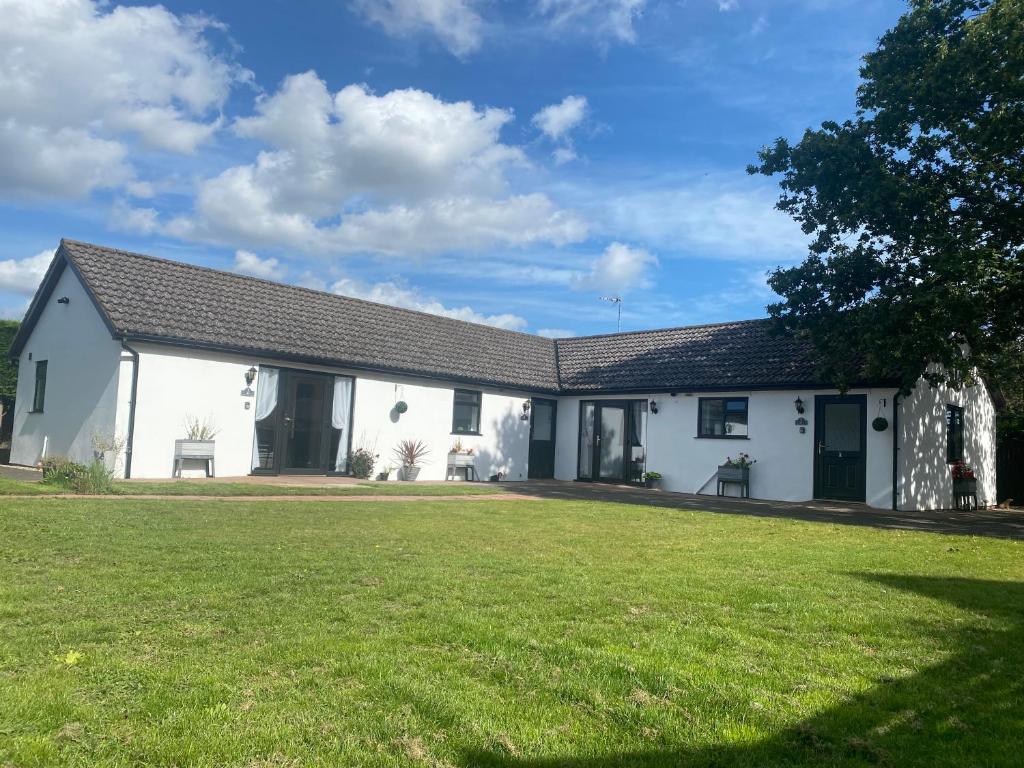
[29,409,44,414]
[695,435,749,439]
[451,431,482,437]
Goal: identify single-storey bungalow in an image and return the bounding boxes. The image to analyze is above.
[8,240,997,510]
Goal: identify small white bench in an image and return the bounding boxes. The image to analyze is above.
[173,439,215,478]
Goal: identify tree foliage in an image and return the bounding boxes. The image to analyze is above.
[0,320,18,405]
[749,0,1023,395]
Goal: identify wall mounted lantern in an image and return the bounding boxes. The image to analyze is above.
[245,366,257,387]
[521,400,531,421]
[794,396,805,414]
[649,400,659,414]
[57,296,70,304]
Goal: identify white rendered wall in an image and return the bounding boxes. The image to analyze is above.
[126,343,537,480]
[349,373,533,481]
[554,388,898,508]
[10,266,123,469]
[897,378,997,510]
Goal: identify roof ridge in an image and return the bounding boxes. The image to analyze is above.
[556,317,773,343]
[60,239,558,345]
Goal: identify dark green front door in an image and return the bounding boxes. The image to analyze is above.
[814,395,867,502]
[527,398,557,479]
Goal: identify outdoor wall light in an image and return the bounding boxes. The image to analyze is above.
[649,400,659,414]
[521,400,531,420]
[794,396,805,414]
[245,366,257,387]
[57,296,70,304]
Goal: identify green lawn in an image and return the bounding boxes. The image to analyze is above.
[1,498,1021,767]
[0,477,499,497]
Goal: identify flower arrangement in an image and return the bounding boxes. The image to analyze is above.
[951,460,975,481]
[449,438,475,455]
[723,452,756,469]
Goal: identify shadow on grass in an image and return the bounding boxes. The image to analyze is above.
[463,575,1024,767]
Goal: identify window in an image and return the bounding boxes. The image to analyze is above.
[31,360,47,412]
[698,397,748,438]
[452,389,482,434]
[946,404,964,462]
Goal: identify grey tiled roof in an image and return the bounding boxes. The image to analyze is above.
[59,240,561,392]
[554,320,822,392]
[18,240,845,393]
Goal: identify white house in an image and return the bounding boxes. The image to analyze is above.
[8,240,997,510]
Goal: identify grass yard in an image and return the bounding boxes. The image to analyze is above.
[1,498,1022,767]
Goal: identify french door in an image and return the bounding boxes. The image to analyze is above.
[577,400,646,484]
[252,367,353,475]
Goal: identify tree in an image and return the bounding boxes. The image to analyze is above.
[0,320,19,439]
[749,0,1023,396]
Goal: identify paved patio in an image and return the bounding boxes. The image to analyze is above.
[4,464,1022,539]
[499,480,1024,540]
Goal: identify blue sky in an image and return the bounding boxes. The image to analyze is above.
[0,0,906,337]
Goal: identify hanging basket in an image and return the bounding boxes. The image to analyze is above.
[395,400,408,414]
[872,416,889,432]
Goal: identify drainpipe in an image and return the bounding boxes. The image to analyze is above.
[891,392,900,511]
[121,342,140,479]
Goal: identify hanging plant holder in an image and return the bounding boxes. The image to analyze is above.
[395,400,408,414]
[872,416,889,432]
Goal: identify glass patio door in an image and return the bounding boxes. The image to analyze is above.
[578,400,643,484]
[283,374,329,472]
[597,404,626,481]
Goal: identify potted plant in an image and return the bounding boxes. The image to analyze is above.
[643,471,662,490]
[377,464,394,481]
[951,460,977,493]
[394,438,430,481]
[175,416,218,478]
[717,452,756,497]
[348,447,376,479]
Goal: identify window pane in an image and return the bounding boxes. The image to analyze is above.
[824,403,862,452]
[531,400,553,441]
[724,399,748,437]
[578,403,595,478]
[700,399,724,436]
[33,360,47,411]
[946,405,964,461]
[452,390,481,433]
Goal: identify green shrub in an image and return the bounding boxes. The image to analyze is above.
[71,459,116,495]
[348,448,376,479]
[41,455,87,487]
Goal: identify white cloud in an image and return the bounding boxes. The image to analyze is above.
[170,72,587,255]
[572,241,658,292]
[0,249,54,295]
[580,174,808,261]
[330,277,528,330]
[717,0,739,11]
[353,0,483,56]
[233,250,286,280]
[537,328,576,338]
[536,0,645,46]
[109,201,161,234]
[533,95,588,141]
[552,147,579,165]
[0,0,247,199]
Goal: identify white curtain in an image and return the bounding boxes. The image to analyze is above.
[331,376,354,472]
[251,367,279,471]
